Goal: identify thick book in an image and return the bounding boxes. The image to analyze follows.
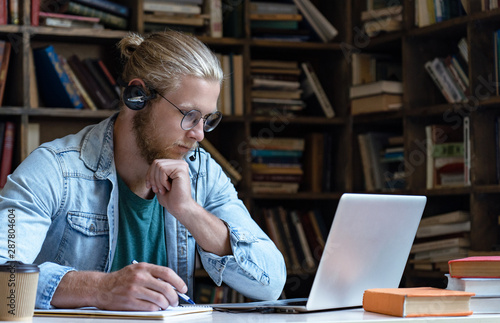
[292,0,338,42]
[72,0,130,18]
[301,62,335,118]
[33,45,83,109]
[351,93,402,115]
[449,256,500,278]
[362,287,474,317]
[419,210,470,227]
[0,0,6,25]
[349,80,403,99]
[199,139,241,184]
[66,1,128,29]
[416,221,471,239]
[446,274,500,296]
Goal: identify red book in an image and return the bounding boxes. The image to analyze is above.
[0,121,15,188]
[363,287,474,317]
[0,0,6,25]
[0,41,12,106]
[31,0,40,26]
[448,256,500,278]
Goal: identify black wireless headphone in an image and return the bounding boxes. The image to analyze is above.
[122,84,157,110]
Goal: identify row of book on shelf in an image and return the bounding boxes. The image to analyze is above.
[259,206,327,273]
[350,48,403,116]
[251,59,335,118]
[360,1,403,37]
[2,0,340,42]
[425,37,470,104]
[363,255,500,317]
[249,134,333,194]
[249,0,337,43]
[15,0,222,36]
[415,0,468,28]
[356,116,470,192]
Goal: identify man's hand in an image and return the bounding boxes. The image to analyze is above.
[145,159,195,218]
[144,158,232,257]
[52,262,188,311]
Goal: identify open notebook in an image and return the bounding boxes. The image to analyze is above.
[35,305,212,319]
[212,193,427,313]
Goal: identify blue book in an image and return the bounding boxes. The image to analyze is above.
[33,45,83,109]
[72,0,130,18]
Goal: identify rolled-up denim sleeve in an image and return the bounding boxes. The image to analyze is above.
[36,263,76,309]
[197,152,287,301]
[0,148,67,309]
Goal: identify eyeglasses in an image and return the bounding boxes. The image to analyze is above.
[156,92,222,132]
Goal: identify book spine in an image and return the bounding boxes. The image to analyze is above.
[66,2,127,29]
[301,62,335,118]
[424,60,454,103]
[205,0,222,38]
[67,55,111,109]
[143,2,201,14]
[45,47,83,109]
[9,0,19,24]
[0,0,6,25]
[72,0,130,18]
[0,41,10,106]
[0,121,15,188]
[291,210,316,269]
[97,60,120,96]
[83,58,119,107]
[31,0,40,26]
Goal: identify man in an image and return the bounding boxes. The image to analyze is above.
[0,31,286,310]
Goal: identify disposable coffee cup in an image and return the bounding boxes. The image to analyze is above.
[0,261,39,321]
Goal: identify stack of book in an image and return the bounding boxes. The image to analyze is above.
[32,45,120,110]
[481,0,500,11]
[261,206,326,272]
[350,80,403,116]
[447,256,500,313]
[249,1,307,42]
[251,60,304,117]
[350,52,402,116]
[361,3,403,37]
[425,118,471,189]
[357,132,404,191]
[142,0,218,36]
[37,0,130,30]
[250,137,305,194]
[217,53,244,116]
[411,210,471,272]
[415,0,467,27]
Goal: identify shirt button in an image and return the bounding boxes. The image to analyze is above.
[89,224,96,232]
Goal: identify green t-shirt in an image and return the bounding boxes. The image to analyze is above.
[110,175,167,271]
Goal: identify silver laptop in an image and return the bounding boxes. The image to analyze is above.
[212,193,427,313]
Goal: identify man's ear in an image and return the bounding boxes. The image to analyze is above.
[128,78,147,88]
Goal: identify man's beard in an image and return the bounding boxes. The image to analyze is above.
[132,107,187,164]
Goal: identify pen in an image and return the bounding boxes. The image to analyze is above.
[131,260,195,305]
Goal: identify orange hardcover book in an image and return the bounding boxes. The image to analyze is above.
[363,287,474,317]
[448,256,500,278]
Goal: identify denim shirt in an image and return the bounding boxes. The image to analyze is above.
[0,113,286,309]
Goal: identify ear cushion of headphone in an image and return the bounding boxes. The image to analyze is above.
[123,85,156,110]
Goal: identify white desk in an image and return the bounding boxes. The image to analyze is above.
[24,308,500,323]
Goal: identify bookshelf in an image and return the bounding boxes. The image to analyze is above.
[351,0,500,288]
